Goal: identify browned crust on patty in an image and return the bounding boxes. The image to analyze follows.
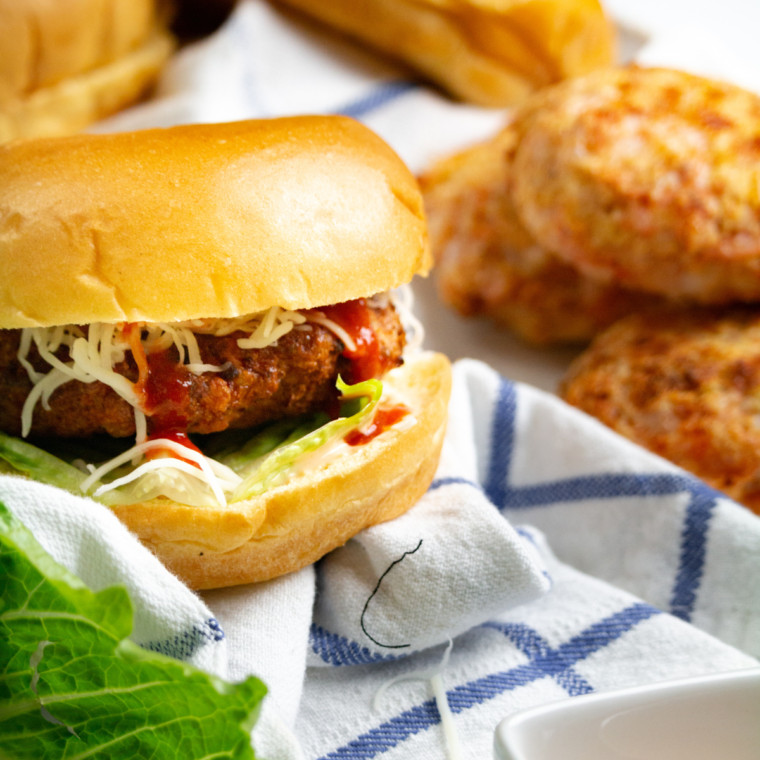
[0,301,405,438]
[560,307,760,514]
[511,67,760,304]
[420,118,664,345]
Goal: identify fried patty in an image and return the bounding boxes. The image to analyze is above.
[560,308,760,514]
[511,67,760,304]
[420,120,664,345]
[0,302,405,438]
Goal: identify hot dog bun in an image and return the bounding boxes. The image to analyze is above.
[273,0,615,107]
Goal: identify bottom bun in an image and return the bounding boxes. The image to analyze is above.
[111,351,452,589]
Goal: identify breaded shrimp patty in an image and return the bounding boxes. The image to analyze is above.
[421,121,663,345]
[511,67,760,304]
[0,301,405,439]
[561,308,760,514]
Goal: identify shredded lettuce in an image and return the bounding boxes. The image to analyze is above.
[0,500,266,758]
[217,413,329,476]
[0,432,119,506]
[231,376,382,502]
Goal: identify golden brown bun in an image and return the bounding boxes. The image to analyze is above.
[0,0,174,143]
[111,351,452,589]
[561,308,760,515]
[0,116,431,328]
[420,118,665,345]
[274,0,615,107]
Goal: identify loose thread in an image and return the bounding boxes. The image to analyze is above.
[360,539,423,649]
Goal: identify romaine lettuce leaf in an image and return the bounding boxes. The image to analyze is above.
[0,431,92,496]
[231,376,382,502]
[0,501,266,759]
[217,413,329,476]
[0,432,126,506]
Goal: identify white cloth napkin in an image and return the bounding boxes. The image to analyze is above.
[6,2,760,757]
[4,360,759,757]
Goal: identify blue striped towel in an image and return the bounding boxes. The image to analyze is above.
[5,357,757,758]
[288,359,759,759]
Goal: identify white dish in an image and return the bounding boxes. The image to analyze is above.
[494,667,760,760]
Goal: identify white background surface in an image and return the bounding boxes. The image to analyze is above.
[606,0,760,78]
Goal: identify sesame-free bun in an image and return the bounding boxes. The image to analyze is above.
[0,116,431,328]
[0,0,174,143]
[110,351,451,589]
[274,0,615,107]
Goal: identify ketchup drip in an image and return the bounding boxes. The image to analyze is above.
[344,405,410,447]
[127,330,201,463]
[317,298,393,383]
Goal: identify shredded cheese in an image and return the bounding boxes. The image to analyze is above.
[16,294,415,508]
[306,312,358,353]
[134,408,148,446]
[17,329,45,384]
[82,438,242,508]
[237,307,307,349]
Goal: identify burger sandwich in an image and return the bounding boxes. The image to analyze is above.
[0,116,451,589]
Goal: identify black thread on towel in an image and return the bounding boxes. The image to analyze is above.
[360,539,423,649]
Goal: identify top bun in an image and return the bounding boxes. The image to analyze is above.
[0,116,431,328]
[0,0,174,143]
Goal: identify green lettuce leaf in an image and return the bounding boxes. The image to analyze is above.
[0,501,266,759]
[216,413,330,476]
[0,431,92,496]
[232,376,382,502]
[0,432,126,507]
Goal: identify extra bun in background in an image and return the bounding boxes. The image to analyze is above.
[0,116,450,589]
[0,0,174,144]
[272,0,616,107]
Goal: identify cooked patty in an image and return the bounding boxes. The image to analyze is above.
[560,308,760,514]
[420,120,664,345]
[511,67,760,304]
[0,301,405,438]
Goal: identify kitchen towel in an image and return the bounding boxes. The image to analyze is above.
[4,358,759,758]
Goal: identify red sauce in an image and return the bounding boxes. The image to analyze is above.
[126,327,201,464]
[316,299,391,383]
[344,405,409,447]
[147,427,199,451]
[141,350,193,425]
